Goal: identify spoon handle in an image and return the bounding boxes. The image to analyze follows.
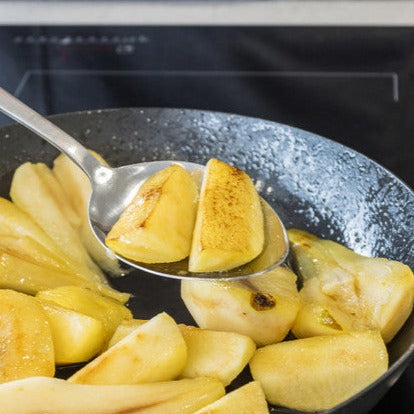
[0,87,105,181]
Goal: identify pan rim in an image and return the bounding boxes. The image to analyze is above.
[3,105,411,193]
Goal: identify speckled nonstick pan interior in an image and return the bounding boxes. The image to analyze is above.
[0,108,413,414]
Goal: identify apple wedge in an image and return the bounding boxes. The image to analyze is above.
[36,286,132,343]
[0,376,225,414]
[194,381,269,414]
[179,325,256,386]
[107,320,255,386]
[189,158,264,272]
[34,162,81,228]
[39,300,105,364]
[0,249,129,303]
[0,197,113,288]
[53,152,123,276]
[107,319,147,348]
[68,312,187,385]
[289,228,414,342]
[106,164,198,263]
[181,266,300,346]
[10,162,104,280]
[250,331,388,411]
[291,303,350,339]
[0,234,79,272]
[0,234,105,285]
[0,196,67,257]
[0,289,55,383]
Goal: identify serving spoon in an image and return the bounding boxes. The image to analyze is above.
[0,87,289,280]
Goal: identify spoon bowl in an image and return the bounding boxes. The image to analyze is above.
[0,87,289,279]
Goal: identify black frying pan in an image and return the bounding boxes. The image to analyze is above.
[0,108,413,414]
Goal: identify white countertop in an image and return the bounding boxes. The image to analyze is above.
[1,1,414,26]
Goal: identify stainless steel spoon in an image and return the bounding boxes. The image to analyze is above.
[0,87,289,280]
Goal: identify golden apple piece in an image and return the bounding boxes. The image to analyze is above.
[108,321,255,386]
[194,381,269,414]
[53,152,123,276]
[181,266,300,346]
[0,248,129,303]
[179,325,256,386]
[0,376,225,414]
[250,331,388,411]
[106,164,198,263]
[0,248,77,293]
[294,275,368,334]
[68,312,187,385]
[291,303,348,339]
[0,234,77,271]
[0,234,107,286]
[39,300,105,364]
[0,289,55,383]
[179,324,257,384]
[34,162,81,228]
[0,196,64,255]
[189,158,264,272]
[288,228,414,343]
[322,239,414,343]
[10,162,104,280]
[107,319,147,348]
[36,286,132,343]
[0,197,114,289]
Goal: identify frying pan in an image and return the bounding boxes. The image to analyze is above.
[0,108,413,414]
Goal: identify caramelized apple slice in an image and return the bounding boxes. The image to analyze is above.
[107,319,147,348]
[179,325,256,386]
[194,381,269,414]
[0,235,103,283]
[10,162,104,279]
[106,164,198,263]
[68,312,187,385]
[0,197,110,286]
[0,196,66,256]
[250,331,388,411]
[0,377,225,414]
[36,286,132,343]
[34,162,81,228]
[107,321,255,386]
[39,300,105,364]
[291,303,348,339]
[189,158,264,272]
[181,267,300,346]
[0,249,128,303]
[0,289,55,383]
[288,228,414,342]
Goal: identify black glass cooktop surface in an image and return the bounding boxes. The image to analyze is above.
[0,26,413,413]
